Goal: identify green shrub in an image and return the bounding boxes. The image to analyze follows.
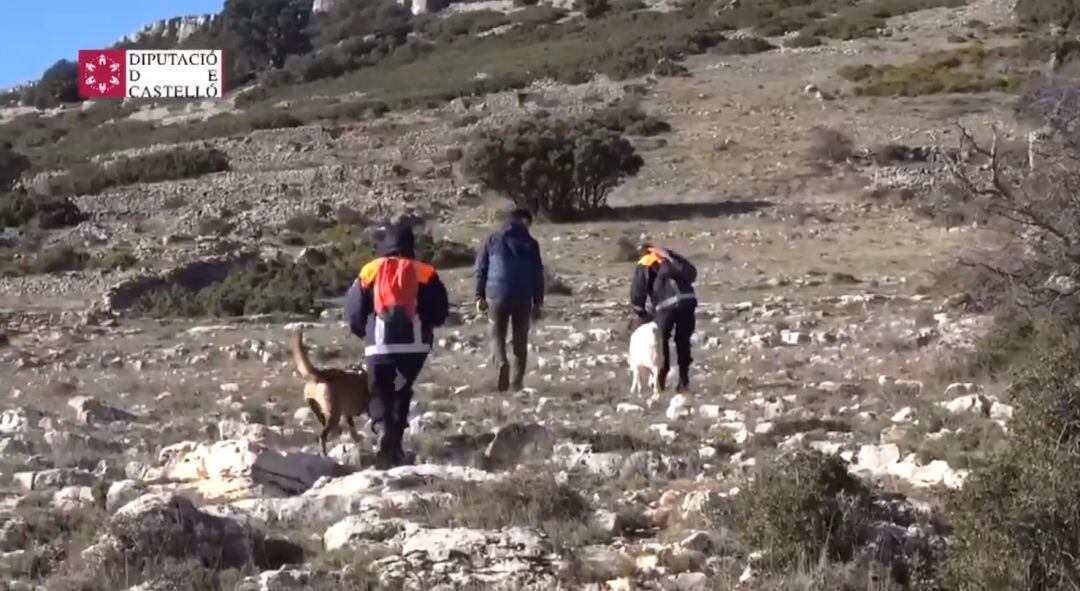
[510,5,568,25]
[421,475,598,551]
[31,246,90,274]
[0,144,30,192]
[838,46,1018,96]
[97,248,140,271]
[63,148,230,196]
[0,192,83,230]
[588,102,671,136]
[133,230,463,317]
[243,110,305,130]
[109,148,231,186]
[464,115,644,222]
[721,452,876,570]
[1015,0,1080,30]
[943,321,1080,589]
[712,36,777,55]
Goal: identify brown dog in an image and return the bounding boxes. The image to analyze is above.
[290,327,372,456]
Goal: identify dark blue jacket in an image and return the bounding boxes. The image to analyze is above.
[344,224,450,364]
[631,247,697,319]
[475,221,544,305]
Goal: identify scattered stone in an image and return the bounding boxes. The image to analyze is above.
[68,396,137,425]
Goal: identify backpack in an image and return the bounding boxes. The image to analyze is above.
[373,257,419,319]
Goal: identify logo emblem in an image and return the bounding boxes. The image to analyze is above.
[78,50,126,99]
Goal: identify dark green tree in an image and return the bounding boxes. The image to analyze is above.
[464,116,643,222]
[20,60,80,108]
[222,0,313,71]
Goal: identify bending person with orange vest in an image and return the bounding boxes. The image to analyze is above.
[344,224,450,469]
[630,245,698,392]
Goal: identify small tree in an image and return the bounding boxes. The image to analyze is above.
[945,94,1080,315]
[464,116,643,222]
[0,143,30,192]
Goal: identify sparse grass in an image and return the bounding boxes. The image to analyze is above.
[715,452,877,570]
[418,473,604,552]
[0,246,142,277]
[838,45,1023,96]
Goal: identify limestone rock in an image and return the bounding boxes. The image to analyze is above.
[68,396,137,425]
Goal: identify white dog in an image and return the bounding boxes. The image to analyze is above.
[629,321,663,394]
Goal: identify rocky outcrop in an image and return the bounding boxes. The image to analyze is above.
[150,439,347,500]
[312,0,344,12]
[373,525,565,589]
[106,493,263,570]
[122,15,217,45]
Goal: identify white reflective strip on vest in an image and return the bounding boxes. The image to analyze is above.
[365,343,431,355]
[368,315,427,356]
[656,293,697,309]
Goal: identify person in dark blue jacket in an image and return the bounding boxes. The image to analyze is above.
[475,209,545,392]
[344,223,450,468]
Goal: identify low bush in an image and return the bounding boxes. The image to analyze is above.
[0,143,30,191]
[719,452,876,570]
[942,320,1080,589]
[838,46,1019,96]
[133,230,465,317]
[509,5,567,25]
[587,101,671,136]
[806,127,855,164]
[62,148,230,196]
[712,36,777,55]
[421,475,600,551]
[0,192,84,230]
[464,115,643,222]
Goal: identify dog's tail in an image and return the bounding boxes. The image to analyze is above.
[290,328,318,380]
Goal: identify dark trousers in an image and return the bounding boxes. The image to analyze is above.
[489,299,533,390]
[366,353,427,468]
[656,305,696,388]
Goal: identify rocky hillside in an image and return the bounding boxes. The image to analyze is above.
[2,0,1080,588]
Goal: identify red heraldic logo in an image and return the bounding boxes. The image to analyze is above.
[78,50,126,99]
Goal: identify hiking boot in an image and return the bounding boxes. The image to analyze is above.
[510,356,527,391]
[496,363,511,392]
[675,368,690,392]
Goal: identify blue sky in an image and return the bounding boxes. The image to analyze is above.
[0,0,224,89]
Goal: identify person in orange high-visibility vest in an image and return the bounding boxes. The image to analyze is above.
[344,223,449,469]
[630,244,698,392]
